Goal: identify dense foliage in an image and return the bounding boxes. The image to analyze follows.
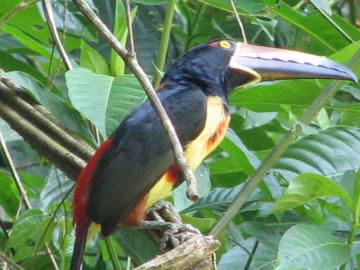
[0,0,359,269]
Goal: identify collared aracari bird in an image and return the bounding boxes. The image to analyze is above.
[71,39,357,269]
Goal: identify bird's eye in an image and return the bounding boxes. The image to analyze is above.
[219,40,231,49]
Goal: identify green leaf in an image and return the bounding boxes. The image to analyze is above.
[268,2,359,52]
[66,68,146,137]
[310,0,332,16]
[117,228,159,265]
[274,127,360,180]
[132,0,168,4]
[231,80,322,112]
[174,164,211,211]
[0,119,21,142]
[276,224,349,270]
[40,167,73,210]
[210,129,257,176]
[218,246,249,270]
[8,208,53,261]
[182,184,247,213]
[110,2,137,77]
[0,170,20,216]
[198,0,272,13]
[1,24,52,57]
[273,173,352,212]
[353,170,360,223]
[80,41,109,74]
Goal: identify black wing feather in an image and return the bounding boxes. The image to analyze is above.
[87,84,207,235]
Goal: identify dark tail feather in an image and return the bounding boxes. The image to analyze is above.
[70,223,90,270]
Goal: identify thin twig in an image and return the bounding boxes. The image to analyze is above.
[0,251,24,270]
[230,0,248,44]
[310,0,354,43]
[0,131,32,208]
[0,131,59,270]
[105,237,123,270]
[42,0,73,70]
[152,0,176,89]
[74,0,199,200]
[0,0,39,26]
[210,47,360,237]
[123,0,135,55]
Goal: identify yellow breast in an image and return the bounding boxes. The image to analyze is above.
[146,96,230,207]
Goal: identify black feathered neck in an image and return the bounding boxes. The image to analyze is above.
[161,41,234,101]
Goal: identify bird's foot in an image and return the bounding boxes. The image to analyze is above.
[142,201,201,250]
[138,220,200,250]
[147,200,182,224]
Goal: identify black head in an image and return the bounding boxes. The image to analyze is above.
[162,39,357,100]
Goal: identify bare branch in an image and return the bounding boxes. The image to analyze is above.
[42,0,73,69]
[0,0,40,26]
[230,0,248,43]
[0,82,87,180]
[123,0,135,55]
[0,131,59,269]
[74,0,199,200]
[0,76,93,161]
[0,251,24,270]
[133,236,219,270]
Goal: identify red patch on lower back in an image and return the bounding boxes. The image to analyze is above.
[73,139,113,239]
[207,120,228,148]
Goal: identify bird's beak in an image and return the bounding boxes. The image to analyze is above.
[229,43,357,84]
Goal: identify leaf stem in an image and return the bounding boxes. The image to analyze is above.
[0,130,59,270]
[210,49,360,237]
[105,237,123,270]
[310,0,354,43]
[0,251,24,270]
[340,170,360,270]
[152,0,176,90]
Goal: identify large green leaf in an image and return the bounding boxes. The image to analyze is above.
[273,173,352,212]
[198,0,274,14]
[66,68,146,137]
[276,224,349,270]
[230,80,322,112]
[0,170,20,216]
[268,2,359,52]
[174,164,211,211]
[80,41,109,75]
[274,127,360,180]
[0,119,21,142]
[8,208,53,261]
[110,2,137,77]
[181,183,262,213]
[40,167,73,210]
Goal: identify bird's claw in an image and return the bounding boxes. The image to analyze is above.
[159,223,201,250]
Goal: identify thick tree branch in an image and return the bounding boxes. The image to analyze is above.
[74,0,200,201]
[134,236,219,270]
[0,82,86,179]
[42,0,73,70]
[0,76,93,161]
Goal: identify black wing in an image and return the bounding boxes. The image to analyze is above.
[87,84,207,235]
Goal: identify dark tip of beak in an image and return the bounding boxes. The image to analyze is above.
[320,59,358,82]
